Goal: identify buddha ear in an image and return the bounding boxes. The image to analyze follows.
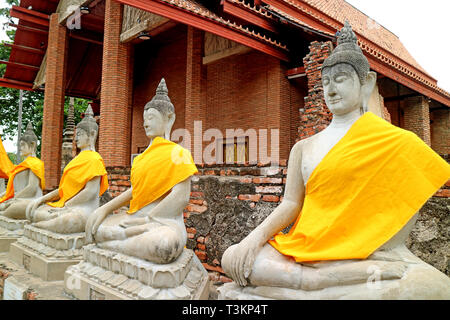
[361,71,377,113]
[164,113,176,140]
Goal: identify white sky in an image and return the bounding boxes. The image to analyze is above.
[0,0,449,152]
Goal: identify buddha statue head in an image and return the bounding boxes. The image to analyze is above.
[20,122,38,158]
[76,104,98,151]
[143,78,176,141]
[321,21,376,115]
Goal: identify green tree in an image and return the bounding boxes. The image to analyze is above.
[0,0,89,157]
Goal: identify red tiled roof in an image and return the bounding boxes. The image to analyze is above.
[159,0,288,50]
[275,0,450,104]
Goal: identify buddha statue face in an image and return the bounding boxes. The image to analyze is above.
[20,122,37,158]
[143,107,176,140]
[321,21,376,115]
[75,127,96,150]
[76,105,98,150]
[322,63,363,115]
[19,140,35,158]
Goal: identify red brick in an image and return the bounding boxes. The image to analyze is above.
[239,177,253,184]
[195,250,207,261]
[202,263,225,274]
[238,194,261,202]
[262,195,280,202]
[252,177,282,184]
[434,189,450,198]
[255,186,283,194]
[189,199,204,205]
[186,227,196,234]
[197,236,205,244]
[190,191,204,198]
[186,204,208,213]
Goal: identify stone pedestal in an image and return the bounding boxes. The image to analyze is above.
[0,215,28,252]
[64,245,210,300]
[9,225,85,281]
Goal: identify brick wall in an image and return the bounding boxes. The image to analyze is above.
[41,13,68,190]
[299,41,333,140]
[98,0,133,167]
[403,96,431,146]
[430,109,449,156]
[132,25,187,155]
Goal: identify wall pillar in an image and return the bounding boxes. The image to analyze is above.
[266,59,291,163]
[299,41,333,141]
[403,96,431,146]
[430,108,449,156]
[99,0,133,167]
[185,26,206,163]
[41,13,68,190]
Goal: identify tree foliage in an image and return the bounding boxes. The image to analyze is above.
[0,0,90,157]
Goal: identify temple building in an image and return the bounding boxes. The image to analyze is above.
[1,0,449,278]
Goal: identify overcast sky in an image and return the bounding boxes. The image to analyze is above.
[0,0,449,152]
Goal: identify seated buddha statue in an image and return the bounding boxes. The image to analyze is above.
[26,105,109,234]
[0,135,14,194]
[85,78,198,264]
[221,22,450,299]
[0,123,45,219]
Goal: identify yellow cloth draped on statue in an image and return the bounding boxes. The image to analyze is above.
[0,156,45,203]
[47,150,108,208]
[0,137,14,179]
[269,112,450,262]
[128,137,198,214]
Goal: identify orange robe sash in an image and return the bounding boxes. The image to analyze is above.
[0,156,45,203]
[47,150,108,208]
[0,137,14,179]
[128,137,198,214]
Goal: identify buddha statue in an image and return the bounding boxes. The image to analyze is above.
[85,78,198,264]
[26,105,109,234]
[220,22,450,300]
[0,135,14,194]
[0,123,45,219]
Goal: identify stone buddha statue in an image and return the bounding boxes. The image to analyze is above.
[26,105,108,234]
[220,22,450,300]
[85,78,198,264]
[65,79,208,300]
[0,123,45,219]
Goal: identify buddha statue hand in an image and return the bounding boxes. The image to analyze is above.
[26,198,42,221]
[224,231,266,287]
[85,206,110,244]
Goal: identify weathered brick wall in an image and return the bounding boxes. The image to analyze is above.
[431,109,450,156]
[298,41,334,140]
[402,96,431,146]
[185,163,287,282]
[132,25,188,155]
